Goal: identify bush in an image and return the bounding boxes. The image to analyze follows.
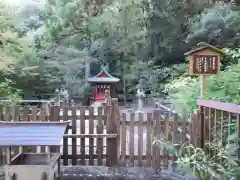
[153,138,240,179]
[0,78,22,104]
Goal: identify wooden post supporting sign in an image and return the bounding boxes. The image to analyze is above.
[185,42,223,149]
[200,75,206,98]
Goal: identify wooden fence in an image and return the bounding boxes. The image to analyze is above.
[0,99,120,166]
[119,110,201,167]
[0,99,238,170]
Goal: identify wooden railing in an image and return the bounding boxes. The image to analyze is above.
[197,99,240,148]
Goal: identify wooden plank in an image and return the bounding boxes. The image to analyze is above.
[39,107,46,121]
[121,112,127,166]
[40,107,47,153]
[71,107,77,165]
[157,110,162,168]
[196,109,201,147]
[89,107,94,165]
[80,107,86,165]
[31,106,37,121]
[172,113,178,161]
[0,104,4,121]
[63,106,69,165]
[203,107,208,150]
[13,106,20,121]
[106,106,111,166]
[163,113,169,168]
[97,107,103,165]
[213,109,217,155]
[23,106,30,152]
[197,99,240,114]
[172,113,178,144]
[237,114,240,160]
[50,106,60,152]
[220,110,224,147]
[208,108,213,145]
[129,113,135,166]
[194,111,199,147]
[228,112,232,146]
[204,107,211,150]
[49,106,54,122]
[114,99,120,164]
[199,106,205,148]
[106,100,118,166]
[146,113,152,167]
[23,106,29,121]
[138,113,143,166]
[61,154,174,161]
[53,106,60,121]
[190,114,194,146]
[119,120,187,126]
[5,105,11,121]
[152,111,157,168]
[30,106,38,153]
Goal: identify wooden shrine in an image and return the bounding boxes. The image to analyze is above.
[87,67,120,104]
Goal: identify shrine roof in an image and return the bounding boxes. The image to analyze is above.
[0,121,70,146]
[184,42,223,56]
[87,68,120,83]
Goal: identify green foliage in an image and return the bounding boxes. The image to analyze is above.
[0,78,22,104]
[165,76,199,115]
[153,138,240,179]
[187,2,240,47]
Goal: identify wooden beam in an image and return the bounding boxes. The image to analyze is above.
[63,134,117,138]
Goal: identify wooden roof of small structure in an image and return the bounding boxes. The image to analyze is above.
[0,121,70,146]
[184,42,223,56]
[87,68,120,83]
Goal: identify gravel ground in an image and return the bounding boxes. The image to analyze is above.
[59,166,200,180]
[0,165,200,180]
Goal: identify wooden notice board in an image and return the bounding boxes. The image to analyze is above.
[186,43,222,76]
[192,55,218,74]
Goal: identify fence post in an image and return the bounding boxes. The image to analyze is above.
[200,106,205,149]
[237,114,240,180]
[112,98,120,165]
[49,105,60,152]
[106,98,119,166]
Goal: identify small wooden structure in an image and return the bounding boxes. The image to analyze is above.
[185,42,223,75]
[0,121,70,180]
[87,67,120,104]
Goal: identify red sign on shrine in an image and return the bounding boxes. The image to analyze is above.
[192,55,219,74]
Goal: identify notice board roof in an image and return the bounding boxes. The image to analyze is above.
[0,121,70,146]
[184,42,223,56]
